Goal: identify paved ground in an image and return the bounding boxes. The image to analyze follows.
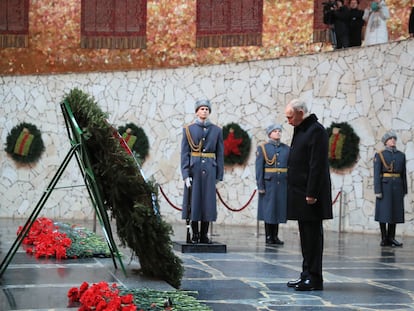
[1,218,414,310]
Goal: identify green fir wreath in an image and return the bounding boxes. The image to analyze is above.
[5,122,45,164]
[326,122,360,170]
[222,122,251,165]
[118,123,149,163]
[62,88,183,288]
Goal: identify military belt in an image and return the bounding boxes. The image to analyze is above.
[382,173,400,178]
[265,168,288,173]
[191,152,216,159]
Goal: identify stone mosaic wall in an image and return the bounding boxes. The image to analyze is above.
[1,39,413,235]
[0,0,412,75]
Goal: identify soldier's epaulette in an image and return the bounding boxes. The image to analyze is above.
[377,150,392,171]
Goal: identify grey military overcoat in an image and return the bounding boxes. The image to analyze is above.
[181,120,224,222]
[256,140,289,224]
[374,148,407,223]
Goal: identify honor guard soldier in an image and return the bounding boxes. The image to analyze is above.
[374,130,407,247]
[181,99,224,244]
[255,124,289,245]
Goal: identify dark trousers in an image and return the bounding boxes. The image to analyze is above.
[298,220,324,283]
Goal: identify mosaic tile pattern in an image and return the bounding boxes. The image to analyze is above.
[1,40,413,236]
[3,219,414,310]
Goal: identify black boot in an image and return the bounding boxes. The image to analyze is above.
[380,223,389,246]
[265,223,276,244]
[200,221,212,244]
[388,224,403,247]
[273,224,284,245]
[191,221,199,244]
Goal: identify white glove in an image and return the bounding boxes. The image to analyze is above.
[185,177,192,188]
[376,193,382,199]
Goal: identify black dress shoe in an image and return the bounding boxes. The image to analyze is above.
[275,237,284,245]
[389,239,403,247]
[295,279,323,291]
[380,239,390,246]
[287,278,302,288]
[200,236,212,244]
[266,237,276,244]
[191,234,199,244]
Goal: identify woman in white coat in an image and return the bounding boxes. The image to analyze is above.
[363,0,390,46]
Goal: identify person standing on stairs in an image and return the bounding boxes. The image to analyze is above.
[255,124,289,245]
[374,131,407,247]
[181,99,224,244]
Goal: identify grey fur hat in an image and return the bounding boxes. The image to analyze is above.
[195,99,211,112]
[266,123,282,136]
[381,130,397,144]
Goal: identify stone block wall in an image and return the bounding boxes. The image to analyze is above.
[1,39,413,235]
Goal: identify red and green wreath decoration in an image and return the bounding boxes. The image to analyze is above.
[6,122,45,164]
[223,122,251,165]
[327,122,360,170]
[118,123,149,163]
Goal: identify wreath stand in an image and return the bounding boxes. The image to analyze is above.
[0,101,125,277]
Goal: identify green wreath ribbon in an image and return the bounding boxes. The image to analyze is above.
[14,129,35,156]
[122,132,137,149]
[118,123,149,162]
[6,122,45,164]
[327,122,360,170]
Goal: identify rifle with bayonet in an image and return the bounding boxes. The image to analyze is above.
[186,184,192,243]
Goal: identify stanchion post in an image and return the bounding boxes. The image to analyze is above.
[338,188,343,233]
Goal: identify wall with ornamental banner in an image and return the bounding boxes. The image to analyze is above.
[1,39,413,236]
[0,0,412,75]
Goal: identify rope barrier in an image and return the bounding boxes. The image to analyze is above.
[158,185,182,211]
[159,184,341,213]
[158,184,257,212]
[332,190,342,205]
[216,189,257,212]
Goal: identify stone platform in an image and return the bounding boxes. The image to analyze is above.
[2,218,414,310]
[173,241,227,253]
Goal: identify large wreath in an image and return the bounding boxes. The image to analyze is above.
[118,123,149,163]
[5,122,45,164]
[222,122,251,165]
[326,122,360,170]
[63,88,183,288]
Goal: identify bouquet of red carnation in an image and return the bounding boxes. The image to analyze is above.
[68,281,136,311]
[17,217,71,259]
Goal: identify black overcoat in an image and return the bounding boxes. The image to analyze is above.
[286,114,333,221]
[409,7,414,35]
[349,8,365,47]
[332,6,350,48]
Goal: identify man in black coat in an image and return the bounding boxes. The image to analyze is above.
[284,99,333,291]
[323,0,338,48]
[332,0,350,48]
[348,0,365,47]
